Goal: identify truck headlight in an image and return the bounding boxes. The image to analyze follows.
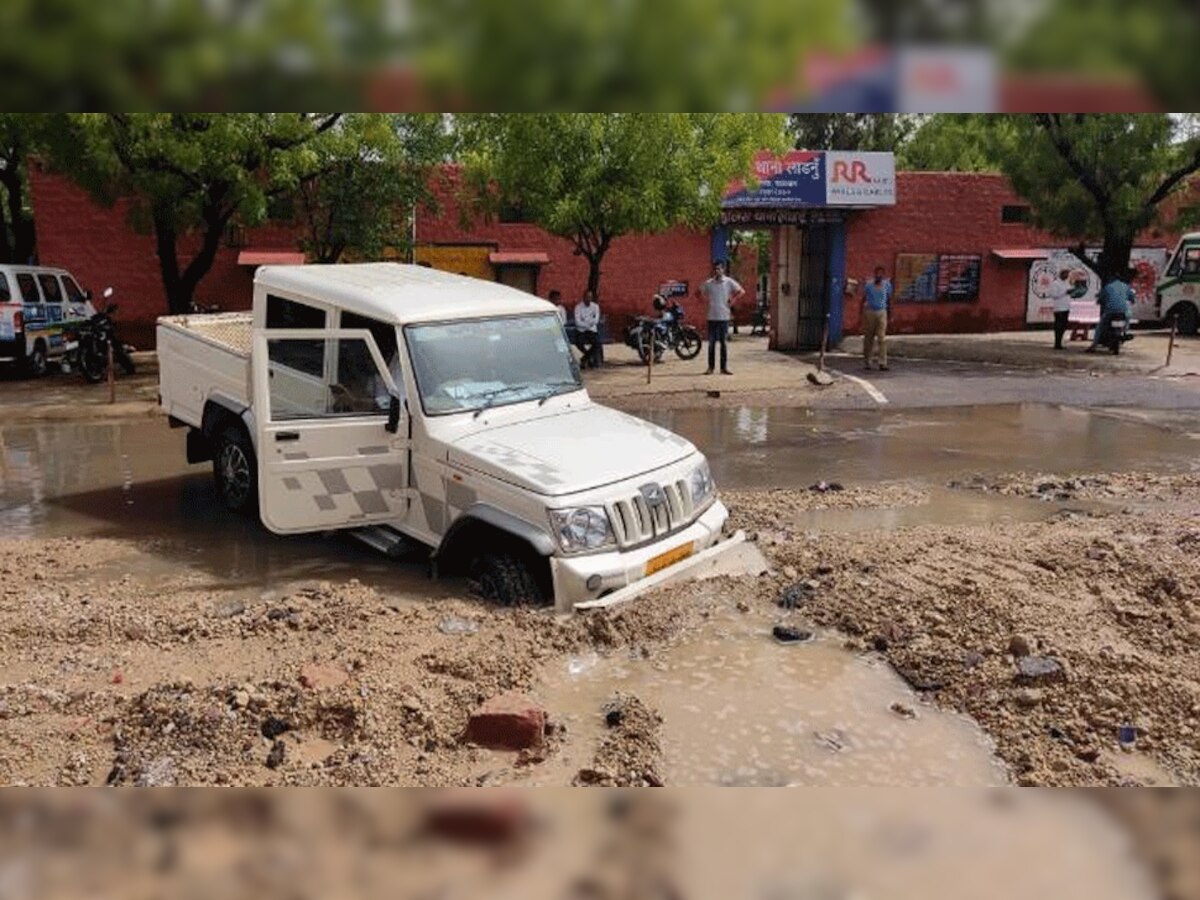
[689,461,715,506]
[548,507,616,553]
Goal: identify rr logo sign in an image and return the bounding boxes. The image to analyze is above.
[832,160,871,183]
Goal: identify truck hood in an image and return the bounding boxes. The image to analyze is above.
[449,406,697,496]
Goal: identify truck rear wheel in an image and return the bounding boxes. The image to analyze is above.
[25,340,47,378]
[213,424,257,515]
[469,551,547,607]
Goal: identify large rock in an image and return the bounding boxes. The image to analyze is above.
[1015,656,1066,686]
[466,693,546,751]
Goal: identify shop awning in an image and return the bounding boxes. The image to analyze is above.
[488,251,550,266]
[991,248,1050,261]
[237,250,306,266]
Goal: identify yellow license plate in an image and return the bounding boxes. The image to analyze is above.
[645,542,694,576]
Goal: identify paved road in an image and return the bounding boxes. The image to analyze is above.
[818,353,1200,413]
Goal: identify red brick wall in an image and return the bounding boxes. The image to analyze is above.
[842,171,1185,337]
[29,167,303,349]
[418,168,715,336]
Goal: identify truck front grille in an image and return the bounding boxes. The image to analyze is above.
[608,479,694,547]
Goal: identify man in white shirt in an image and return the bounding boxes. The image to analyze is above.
[1048,268,1073,350]
[573,289,602,369]
[696,259,745,375]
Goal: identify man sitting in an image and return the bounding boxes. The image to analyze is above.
[573,289,602,368]
[1086,271,1133,353]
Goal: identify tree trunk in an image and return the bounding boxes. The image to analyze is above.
[0,157,35,264]
[1097,230,1134,283]
[153,204,230,314]
[585,254,603,300]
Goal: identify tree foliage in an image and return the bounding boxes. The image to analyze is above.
[53,113,349,313]
[456,114,786,299]
[996,114,1200,280]
[0,114,44,264]
[787,114,916,152]
[286,114,448,264]
[898,115,1008,172]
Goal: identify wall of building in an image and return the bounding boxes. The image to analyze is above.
[841,171,1187,337]
[29,166,302,349]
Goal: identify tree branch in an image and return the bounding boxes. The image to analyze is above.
[1145,142,1200,209]
[1035,113,1110,208]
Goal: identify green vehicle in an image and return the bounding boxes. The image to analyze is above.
[1157,233,1200,335]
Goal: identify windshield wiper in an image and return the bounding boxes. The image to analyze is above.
[537,382,580,406]
[473,385,534,418]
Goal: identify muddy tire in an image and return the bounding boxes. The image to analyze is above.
[79,343,106,383]
[1174,303,1199,336]
[470,551,547,607]
[25,340,47,378]
[213,424,257,515]
[116,344,136,376]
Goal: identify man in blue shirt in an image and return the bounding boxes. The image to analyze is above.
[861,266,892,370]
[1087,272,1134,353]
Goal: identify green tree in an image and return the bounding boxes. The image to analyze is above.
[0,114,44,264]
[54,113,344,313]
[898,115,1008,172]
[788,114,916,152]
[997,114,1200,281]
[286,114,448,264]
[456,114,786,299]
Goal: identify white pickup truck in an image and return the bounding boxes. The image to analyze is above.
[157,263,737,611]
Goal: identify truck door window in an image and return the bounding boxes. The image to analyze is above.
[267,336,389,421]
[266,294,327,378]
[341,312,402,405]
[1185,248,1200,275]
[61,275,85,303]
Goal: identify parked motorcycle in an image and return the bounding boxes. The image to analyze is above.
[68,287,137,383]
[623,295,702,364]
[1100,316,1133,355]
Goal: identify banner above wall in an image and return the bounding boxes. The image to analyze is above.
[722,150,897,210]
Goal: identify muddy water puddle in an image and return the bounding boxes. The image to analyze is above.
[644,403,1200,490]
[538,609,1008,786]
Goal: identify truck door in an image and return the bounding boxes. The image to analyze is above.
[251,327,412,534]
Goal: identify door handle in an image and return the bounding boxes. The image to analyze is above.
[275,431,301,442]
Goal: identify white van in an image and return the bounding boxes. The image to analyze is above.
[0,264,94,375]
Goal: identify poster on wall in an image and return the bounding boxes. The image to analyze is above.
[937,255,982,301]
[895,253,939,301]
[1025,248,1169,324]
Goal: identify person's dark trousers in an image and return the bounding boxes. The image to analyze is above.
[1053,310,1069,349]
[574,331,599,368]
[707,320,729,372]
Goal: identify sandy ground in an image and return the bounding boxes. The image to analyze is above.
[728,477,1200,788]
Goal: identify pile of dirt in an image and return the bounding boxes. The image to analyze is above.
[738,488,1200,786]
[573,694,664,787]
[948,471,1200,504]
[0,537,720,787]
[723,483,930,523]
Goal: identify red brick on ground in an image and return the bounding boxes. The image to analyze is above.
[465,693,546,751]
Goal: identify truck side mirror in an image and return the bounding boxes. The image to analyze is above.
[385,395,402,434]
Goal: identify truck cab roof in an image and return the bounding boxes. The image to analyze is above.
[255,262,553,325]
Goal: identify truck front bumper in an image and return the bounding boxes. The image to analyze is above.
[549,499,730,612]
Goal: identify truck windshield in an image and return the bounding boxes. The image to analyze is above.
[405,313,582,415]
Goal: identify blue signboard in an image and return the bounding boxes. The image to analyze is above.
[722,151,826,208]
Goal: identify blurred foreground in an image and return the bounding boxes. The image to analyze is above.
[1,789,1193,899]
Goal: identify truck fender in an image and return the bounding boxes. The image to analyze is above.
[438,504,557,560]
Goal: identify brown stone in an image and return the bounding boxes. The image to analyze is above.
[298,662,349,691]
[466,693,546,751]
[423,790,531,845]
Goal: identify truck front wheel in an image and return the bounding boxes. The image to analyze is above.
[213,424,258,515]
[469,551,547,607]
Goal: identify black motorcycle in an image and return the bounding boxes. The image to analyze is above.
[71,287,136,383]
[623,296,702,364]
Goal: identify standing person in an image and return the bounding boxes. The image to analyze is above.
[1048,268,1072,349]
[573,289,602,368]
[861,266,892,371]
[697,259,745,375]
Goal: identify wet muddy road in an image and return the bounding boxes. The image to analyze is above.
[2,403,1199,789]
